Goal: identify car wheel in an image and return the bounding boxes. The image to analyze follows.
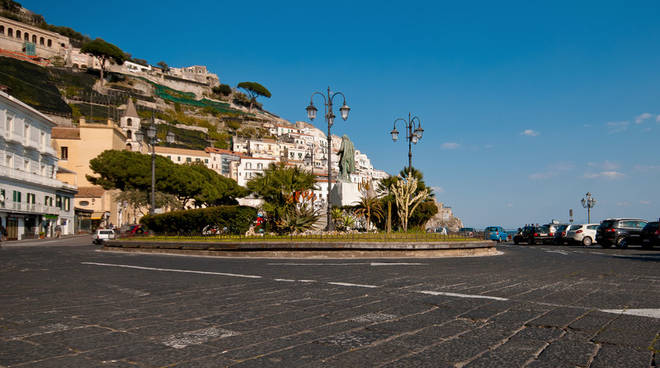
[616,237,628,249]
[582,237,592,246]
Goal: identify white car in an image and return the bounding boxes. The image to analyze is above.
[93,229,116,244]
[566,223,599,246]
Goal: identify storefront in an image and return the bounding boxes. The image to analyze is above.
[75,207,92,233]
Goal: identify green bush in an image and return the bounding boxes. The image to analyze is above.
[140,206,257,236]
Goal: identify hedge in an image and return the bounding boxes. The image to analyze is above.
[140,206,257,235]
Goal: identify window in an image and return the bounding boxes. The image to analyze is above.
[257,163,263,169]
[32,35,36,43]
[26,193,35,204]
[205,159,209,163]
[60,147,68,160]
[47,39,52,47]
[56,195,62,209]
[195,158,200,162]
[167,155,171,160]
[127,118,132,126]
[186,157,191,163]
[7,28,12,37]
[0,26,3,35]
[24,32,28,41]
[12,190,21,203]
[246,162,252,169]
[126,130,132,139]
[16,30,20,39]
[40,37,44,45]
[64,197,70,211]
[177,156,181,162]
[79,200,89,206]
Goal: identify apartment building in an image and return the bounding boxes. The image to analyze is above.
[0,91,76,240]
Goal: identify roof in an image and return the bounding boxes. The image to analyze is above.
[0,90,56,127]
[154,146,209,157]
[52,127,80,140]
[123,99,139,118]
[75,186,105,198]
[205,147,240,156]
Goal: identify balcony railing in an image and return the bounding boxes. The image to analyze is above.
[0,165,68,189]
[0,201,65,215]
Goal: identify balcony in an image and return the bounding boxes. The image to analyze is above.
[0,200,62,215]
[0,165,65,189]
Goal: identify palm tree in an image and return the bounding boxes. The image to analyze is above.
[354,195,384,231]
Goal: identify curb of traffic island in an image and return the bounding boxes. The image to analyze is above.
[102,240,499,258]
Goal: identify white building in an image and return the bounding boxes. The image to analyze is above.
[0,91,76,240]
[154,146,210,166]
[205,147,240,180]
[236,156,276,187]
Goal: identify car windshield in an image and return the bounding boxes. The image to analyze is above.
[100,230,114,235]
[486,227,498,231]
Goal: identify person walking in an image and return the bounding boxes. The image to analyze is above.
[55,225,61,238]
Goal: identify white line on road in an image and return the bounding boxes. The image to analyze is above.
[600,309,660,319]
[328,282,380,288]
[545,250,569,255]
[267,262,425,266]
[273,279,296,282]
[417,290,509,301]
[81,262,262,279]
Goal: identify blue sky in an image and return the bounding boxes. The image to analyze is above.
[24,0,660,228]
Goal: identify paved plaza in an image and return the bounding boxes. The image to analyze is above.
[0,237,658,367]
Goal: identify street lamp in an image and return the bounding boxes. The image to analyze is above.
[581,192,597,223]
[390,112,424,170]
[306,87,350,231]
[135,114,175,215]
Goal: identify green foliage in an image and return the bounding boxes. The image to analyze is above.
[247,162,318,233]
[1,0,21,12]
[140,206,257,236]
[276,203,319,234]
[225,120,241,131]
[237,81,271,110]
[41,24,90,45]
[213,84,232,96]
[87,150,247,208]
[0,58,71,115]
[81,38,127,66]
[157,61,169,72]
[130,57,149,66]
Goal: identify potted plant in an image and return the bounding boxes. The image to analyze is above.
[39,231,45,239]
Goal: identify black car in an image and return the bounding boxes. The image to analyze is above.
[640,221,659,248]
[596,218,648,248]
[553,223,577,245]
[513,225,553,245]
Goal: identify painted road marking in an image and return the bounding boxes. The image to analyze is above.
[163,327,238,349]
[351,313,397,323]
[600,309,660,319]
[274,278,296,282]
[81,262,262,279]
[328,282,380,288]
[267,262,425,266]
[417,290,509,301]
[545,250,569,255]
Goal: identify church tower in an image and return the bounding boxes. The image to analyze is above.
[120,99,141,151]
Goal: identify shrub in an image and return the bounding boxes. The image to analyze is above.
[140,206,257,235]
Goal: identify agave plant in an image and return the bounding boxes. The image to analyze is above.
[275,202,319,234]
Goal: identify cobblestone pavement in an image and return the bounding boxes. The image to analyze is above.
[1,237,658,367]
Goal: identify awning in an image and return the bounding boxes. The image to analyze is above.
[43,214,59,220]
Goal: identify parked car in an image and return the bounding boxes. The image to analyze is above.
[93,229,116,244]
[640,221,659,248]
[485,226,507,242]
[459,227,475,237]
[513,225,553,245]
[553,224,578,244]
[596,218,648,248]
[566,223,599,246]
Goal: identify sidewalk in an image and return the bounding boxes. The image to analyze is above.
[0,233,91,247]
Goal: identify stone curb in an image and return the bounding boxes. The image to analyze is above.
[103,240,497,258]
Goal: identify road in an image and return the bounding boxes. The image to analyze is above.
[1,237,658,367]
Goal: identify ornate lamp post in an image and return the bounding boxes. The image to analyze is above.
[390,112,424,170]
[581,192,597,223]
[135,115,175,215]
[306,87,350,231]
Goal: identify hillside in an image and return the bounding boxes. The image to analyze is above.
[0,57,288,151]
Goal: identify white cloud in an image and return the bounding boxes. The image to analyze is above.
[529,162,574,180]
[430,186,445,194]
[441,142,460,150]
[588,160,619,170]
[521,129,539,137]
[617,201,631,207]
[635,113,653,124]
[606,121,630,134]
[640,200,651,205]
[584,171,625,180]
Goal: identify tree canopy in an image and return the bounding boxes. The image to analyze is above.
[81,38,127,84]
[157,61,169,72]
[87,150,247,208]
[237,81,271,111]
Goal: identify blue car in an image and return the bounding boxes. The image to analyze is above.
[485,226,507,242]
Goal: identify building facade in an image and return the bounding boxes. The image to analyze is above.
[0,15,70,60]
[0,91,76,240]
